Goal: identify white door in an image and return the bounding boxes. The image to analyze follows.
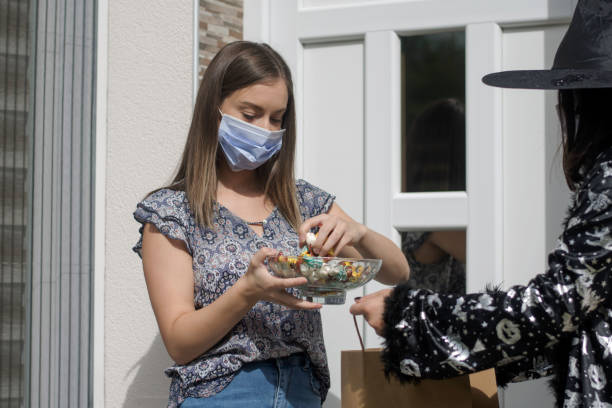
[245,1,574,406]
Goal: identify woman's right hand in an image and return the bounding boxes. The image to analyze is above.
[239,248,322,310]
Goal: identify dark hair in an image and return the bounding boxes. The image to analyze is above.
[160,41,300,229]
[558,89,612,190]
[404,98,466,192]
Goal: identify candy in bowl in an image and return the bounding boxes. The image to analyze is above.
[266,254,382,305]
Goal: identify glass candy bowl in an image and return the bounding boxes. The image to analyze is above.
[266,254,382,305]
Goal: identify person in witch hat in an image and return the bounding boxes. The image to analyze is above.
[351,0,612,406]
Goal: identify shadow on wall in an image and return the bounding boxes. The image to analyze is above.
[118,334,345,407]
[323,391,342,408]
[123,334,172,407]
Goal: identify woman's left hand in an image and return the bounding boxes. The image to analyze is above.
[349,289,393,336]
[298,212,367,256]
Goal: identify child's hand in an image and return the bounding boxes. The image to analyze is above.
[349,289,392,336]
[240,248,322,310]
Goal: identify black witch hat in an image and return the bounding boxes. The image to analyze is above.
[483,0,612,89]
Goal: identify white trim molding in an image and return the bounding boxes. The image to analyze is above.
[466,22,504,292]
[393,192,469,231]
[362,30,401,347]
[297,0,574,42]
[244,0,271,43]
[94,0,108,406]
[364,30,401,240]
[193,0,199,102]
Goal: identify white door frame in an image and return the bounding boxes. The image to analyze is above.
[245,0,574,299]
[244,1,574,406]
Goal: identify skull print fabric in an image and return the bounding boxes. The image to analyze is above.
[382,148,612,408]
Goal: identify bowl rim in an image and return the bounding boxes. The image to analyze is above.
[265,255,383,263]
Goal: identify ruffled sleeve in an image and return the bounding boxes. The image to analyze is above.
[295,179,336,220]
[132,188,193,257]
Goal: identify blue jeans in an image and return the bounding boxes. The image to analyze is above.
[180,353,322,408]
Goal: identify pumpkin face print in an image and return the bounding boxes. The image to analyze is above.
[400,358,421,377]
[588,364,606,391]
[496,319,521,345]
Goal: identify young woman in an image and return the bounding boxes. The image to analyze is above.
[133,41,410,408]
[351,1,612,406]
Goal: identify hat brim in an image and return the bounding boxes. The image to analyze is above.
[482,69,612,89]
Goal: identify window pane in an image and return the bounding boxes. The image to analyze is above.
[401,32,466,192]
[401,230,466,294]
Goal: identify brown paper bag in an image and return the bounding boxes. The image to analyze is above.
[469,369,499,408]
[341,349,472,408]
[342,317,498,407]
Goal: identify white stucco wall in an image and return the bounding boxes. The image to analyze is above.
[105,1,194,406]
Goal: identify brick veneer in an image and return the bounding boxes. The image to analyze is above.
[199,0,244,80]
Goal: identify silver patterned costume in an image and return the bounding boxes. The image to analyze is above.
[383,148,612,407]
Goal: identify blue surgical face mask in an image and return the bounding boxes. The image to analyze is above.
[217,111,285,171]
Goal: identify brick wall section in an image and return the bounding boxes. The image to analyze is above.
[199,0,243,80]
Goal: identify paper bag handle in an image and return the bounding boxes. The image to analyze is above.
[353,315,365,352]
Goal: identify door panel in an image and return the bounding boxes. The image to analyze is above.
[303,41,364,407]
[500,24,568,408]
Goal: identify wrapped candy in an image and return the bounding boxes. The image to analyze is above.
[266,252,382,305]
[269,251,375,285]
[306,232,317,247]
[302,232,335,256]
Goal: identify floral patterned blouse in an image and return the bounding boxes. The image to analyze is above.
[382,147,612,408]
[133,179,334,408]
[401,231,466,294]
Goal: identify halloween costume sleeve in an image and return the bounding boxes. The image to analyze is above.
[381,159,612,383]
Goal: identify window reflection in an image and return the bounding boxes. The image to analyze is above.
[401,32,466,192]
[401,230,466,294]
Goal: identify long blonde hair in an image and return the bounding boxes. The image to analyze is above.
[163,41,300,230]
